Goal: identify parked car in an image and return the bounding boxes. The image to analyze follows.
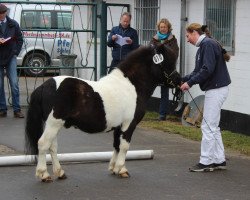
[6,3,72,76]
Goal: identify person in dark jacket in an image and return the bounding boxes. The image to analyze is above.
[0,4,24,118]
[181,23,231,172]
[149,18,179,121]
[107,12,139,73]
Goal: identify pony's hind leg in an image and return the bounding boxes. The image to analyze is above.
[36,112,64,182]
[50,138,67,180]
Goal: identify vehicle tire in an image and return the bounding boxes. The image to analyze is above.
[23,52,50,76]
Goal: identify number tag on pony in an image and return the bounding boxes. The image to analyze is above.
[153,54,164,64]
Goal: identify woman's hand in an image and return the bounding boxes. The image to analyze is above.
[180,82,190,91]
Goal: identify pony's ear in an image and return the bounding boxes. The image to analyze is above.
[156,44,165,54]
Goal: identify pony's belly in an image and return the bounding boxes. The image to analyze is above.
[76,123,106,134]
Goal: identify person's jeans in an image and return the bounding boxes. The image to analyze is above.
[0,56,21,112]
[159,85,169,119]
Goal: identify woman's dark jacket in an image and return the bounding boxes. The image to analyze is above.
[149,33,179,62]
[182,37,231,91]
[0,16,23,66]
[107,24,139,61]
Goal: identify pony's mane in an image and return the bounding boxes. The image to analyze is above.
[119,46,153,69]
[118,46,153,78]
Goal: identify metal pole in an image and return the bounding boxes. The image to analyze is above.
[93,3,98,80]
[99,1,107,78]
[180,0,188,77]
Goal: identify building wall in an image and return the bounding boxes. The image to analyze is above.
[153,0,250,116]
[155,0,250,134]
[226,0,250,115]
[182,0,250,115]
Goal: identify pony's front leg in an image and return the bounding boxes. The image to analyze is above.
[50,138,66,180]
[113,136,130,178]
[109,150,118,173]
[109,127,121,173]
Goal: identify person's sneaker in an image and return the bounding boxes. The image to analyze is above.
[14,111,24,118]
[189,163,215,172]
[214,161,227,170]
[0,110,7,118]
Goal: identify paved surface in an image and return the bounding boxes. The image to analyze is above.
[0,109,250,200]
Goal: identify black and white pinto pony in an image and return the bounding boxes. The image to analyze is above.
[25,44,181,182]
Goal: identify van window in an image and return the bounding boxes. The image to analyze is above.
[57,12,71,30]
[21,10,71,30]
[40,12,51,29]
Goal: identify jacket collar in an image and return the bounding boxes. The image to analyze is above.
[195,34,206,47]
[5,16,15,27]
[119,23,131,30]
[153,32,174,41]
[1,17,6,23]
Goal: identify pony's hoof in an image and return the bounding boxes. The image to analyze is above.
[41,176,53,183]
[119,172,130,178]
[58,173,67,180]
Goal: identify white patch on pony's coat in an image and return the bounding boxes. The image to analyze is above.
[38,111,65,151]
[53,70,137,131]
[90,69,137,131]
[54,75,71,89]
[119,136,130,152]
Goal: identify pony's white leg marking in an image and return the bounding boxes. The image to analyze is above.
[50,138,65,178]
[113,137,130,175]
[121,121,131,132]
[36,112,64,181]
[109,121,131,174]
[108,150,118,173]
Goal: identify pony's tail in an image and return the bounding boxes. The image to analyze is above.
[25,86,44,156]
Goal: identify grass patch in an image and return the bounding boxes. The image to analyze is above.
[139,111,250,156]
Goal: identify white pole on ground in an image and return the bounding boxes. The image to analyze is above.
[0,150,154,166]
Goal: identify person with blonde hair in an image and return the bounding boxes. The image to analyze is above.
[181,23,231,172]
[150,18,179,121]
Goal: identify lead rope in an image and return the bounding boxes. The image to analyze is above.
[187,90,224,152]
